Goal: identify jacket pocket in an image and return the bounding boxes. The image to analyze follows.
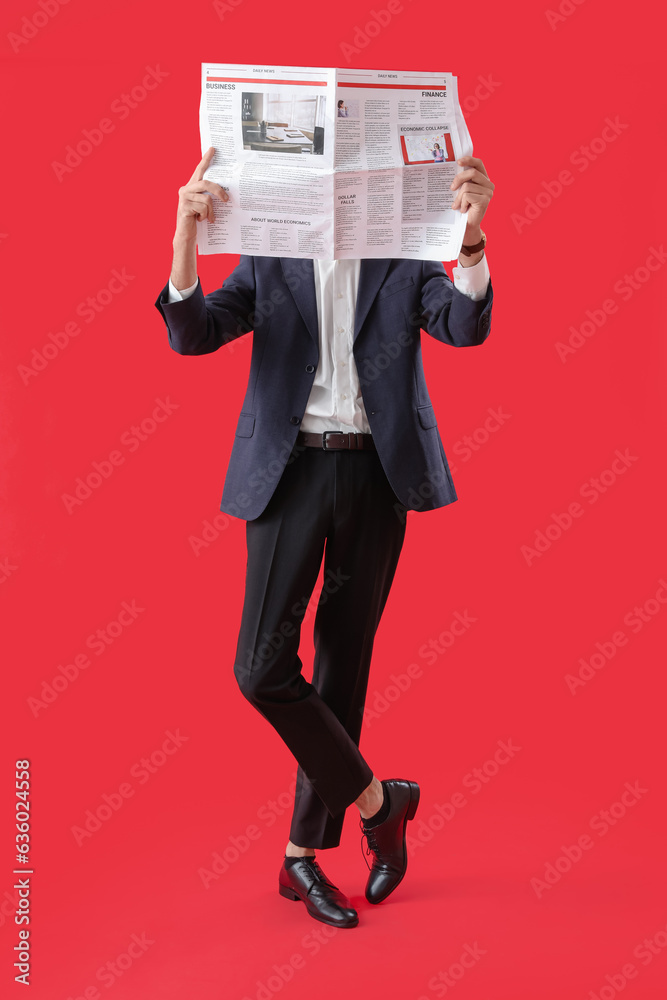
[235,411,255,438]
[377,275,415,298]
[417,404,438,429]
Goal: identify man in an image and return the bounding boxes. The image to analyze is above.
[155,146,494,929]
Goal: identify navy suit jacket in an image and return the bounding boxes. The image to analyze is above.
[154,255,493,520]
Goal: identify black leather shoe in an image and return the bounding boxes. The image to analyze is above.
[360,779,420,904]
[278,857,359,928]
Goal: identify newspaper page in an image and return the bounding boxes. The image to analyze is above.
[196,63,336,258]
[196,63,472,261]
[333,67,471,260]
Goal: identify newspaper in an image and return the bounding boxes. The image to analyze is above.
[196,63,473,261]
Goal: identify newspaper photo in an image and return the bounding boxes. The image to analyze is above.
[196,63,473,261]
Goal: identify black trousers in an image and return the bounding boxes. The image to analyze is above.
[233,442,407,849]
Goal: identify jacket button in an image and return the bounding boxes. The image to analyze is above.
[305,364,315,373]
[290,416,301,425]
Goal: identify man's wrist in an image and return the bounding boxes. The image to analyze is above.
[172,231,197,252]
[462,223,482,245]
[458,224,485,266]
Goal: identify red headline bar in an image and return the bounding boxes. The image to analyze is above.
[206,77,327,87]
[338,82,446,90]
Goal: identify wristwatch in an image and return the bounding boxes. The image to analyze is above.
[459,229,487,257]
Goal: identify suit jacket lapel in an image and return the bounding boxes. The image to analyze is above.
[279,257,319,346]
[354,258,392,341]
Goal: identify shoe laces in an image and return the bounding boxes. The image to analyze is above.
[359,817,381,870]
[299,857,335,889]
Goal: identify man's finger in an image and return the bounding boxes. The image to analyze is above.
[189,146,216,183]
[196,179,229,201]
[452,184,491,210]
[457,156,488,178]
[453,180,494,199]
[188,192,216,218]
[451,181,493,204]
[185,178,228,201]
[451,168,488,188]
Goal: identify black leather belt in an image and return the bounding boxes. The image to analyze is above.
[297,430,376,451]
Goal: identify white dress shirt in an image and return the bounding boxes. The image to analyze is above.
[167,253,490,433]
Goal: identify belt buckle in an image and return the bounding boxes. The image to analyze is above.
[322,431,344,450]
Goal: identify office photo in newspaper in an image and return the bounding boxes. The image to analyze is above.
[196,63,473,261]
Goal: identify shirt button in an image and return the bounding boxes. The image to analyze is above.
[305,364,315,373]
[341,394,347,400]
[337,326,344,333]
[337,292,343,298]
[290,416,301,425]
[339,361,346,367]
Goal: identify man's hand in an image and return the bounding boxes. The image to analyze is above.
[170,147,228,292]
[451,155,494,266]
[174,146,229,245]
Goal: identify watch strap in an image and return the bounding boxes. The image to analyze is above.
[460,229,487,257]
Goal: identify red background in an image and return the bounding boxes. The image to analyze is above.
[2,1,666,997]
